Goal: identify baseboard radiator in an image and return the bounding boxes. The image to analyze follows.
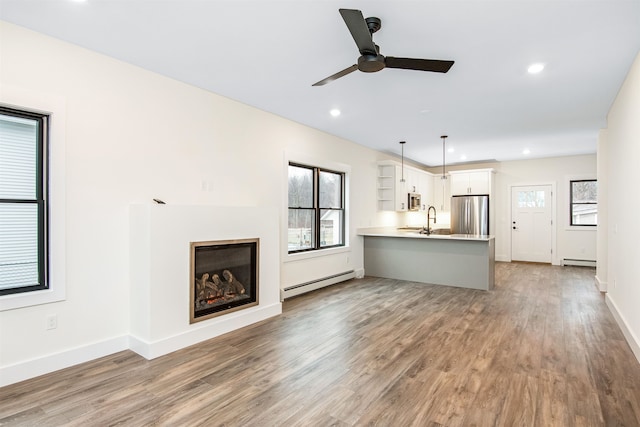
[562,258,596,267]
[281,270,356,300]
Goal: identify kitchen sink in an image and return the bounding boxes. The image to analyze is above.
[429,228,452,235]
[398,227,452,235]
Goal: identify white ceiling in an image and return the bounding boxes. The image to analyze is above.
[1,0,639,166]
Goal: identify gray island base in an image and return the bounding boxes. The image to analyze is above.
[359,228,495,290]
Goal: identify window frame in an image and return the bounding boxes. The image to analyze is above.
[569,179,597,227]
[0,106,49,296]
[288,162,345,254]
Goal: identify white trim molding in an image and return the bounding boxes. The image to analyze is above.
[0,86,67,311]
[606,294,640,364]
[0,335,129,387]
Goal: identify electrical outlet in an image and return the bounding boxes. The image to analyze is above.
[46,315,58,330]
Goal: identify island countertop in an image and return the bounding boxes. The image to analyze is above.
[357,227,494,242]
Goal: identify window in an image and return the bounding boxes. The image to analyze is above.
[518,190,546,208]
[570,179,597,226]
[288,163,345,253]
[0,107,48,295]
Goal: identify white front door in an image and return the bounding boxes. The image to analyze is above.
[511,185,553,263]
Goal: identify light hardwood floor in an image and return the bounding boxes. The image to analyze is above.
[2,262,640,426]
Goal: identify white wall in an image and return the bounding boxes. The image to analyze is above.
[603,52,640,361]
[0,21,397,385]
[596,129,608,291]
[428,155,597,265]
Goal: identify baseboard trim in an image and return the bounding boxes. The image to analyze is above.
[1,303,282,387]
[129,302,282,360]
[606,294,640,364]
[0,335,129,387]
[595,275,607,292]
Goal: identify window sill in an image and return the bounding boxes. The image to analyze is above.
[285,245,351,263]
[0,287,65,311]
[565,226,597,232]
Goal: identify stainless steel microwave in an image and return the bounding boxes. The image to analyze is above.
[408,192,421,211]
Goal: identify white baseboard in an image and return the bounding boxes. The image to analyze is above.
[1,303,282,387]
[495,254,510,262]
[129,302,282,360]
[595,275,607,292]
[606,294,640,364]
[0,335,129,388]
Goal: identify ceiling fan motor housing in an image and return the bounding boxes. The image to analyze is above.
[358,54,386,72]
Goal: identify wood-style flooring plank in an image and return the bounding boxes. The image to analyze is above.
[2,262,640,426]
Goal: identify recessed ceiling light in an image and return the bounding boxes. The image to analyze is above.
[523,148,531,155]
[460,155,467,161]
[447,147,455,153]
[527,63,545,74]
[329,109,341,117]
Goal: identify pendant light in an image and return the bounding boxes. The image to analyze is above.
[440,135,448,180]
[399,140,406,183]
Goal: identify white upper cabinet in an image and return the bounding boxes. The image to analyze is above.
[377,161,433,211]
[419,172,433,211]
[432,174,451,212]
[394,165,409,211]
[450,169,492,195]
[377,163,408,211]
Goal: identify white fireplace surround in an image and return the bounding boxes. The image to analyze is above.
[129,204,282,359]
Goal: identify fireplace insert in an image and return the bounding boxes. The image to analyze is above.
[190,238,259,323]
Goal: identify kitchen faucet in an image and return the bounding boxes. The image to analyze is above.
[422,206,437,235]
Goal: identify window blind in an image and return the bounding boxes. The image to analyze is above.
[0,115,40,290]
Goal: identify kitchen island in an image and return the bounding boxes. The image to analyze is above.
[358,227,495,290]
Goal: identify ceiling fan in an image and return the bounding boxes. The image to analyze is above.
[313,9,455,86]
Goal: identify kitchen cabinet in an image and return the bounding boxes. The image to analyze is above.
[432,174,451,212]
[359,228,495,290]
[377,161,434,212]
[377,164,408,211]
[418,172,433,211]
[450,170,492,195]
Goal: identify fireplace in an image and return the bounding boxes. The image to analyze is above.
[190,238,259,323]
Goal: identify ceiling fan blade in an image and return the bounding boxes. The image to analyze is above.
[312,64,359,86]
[339,9,377,55]
[385,57,455,73]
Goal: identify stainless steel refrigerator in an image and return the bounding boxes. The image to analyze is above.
[450,195,490,235]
